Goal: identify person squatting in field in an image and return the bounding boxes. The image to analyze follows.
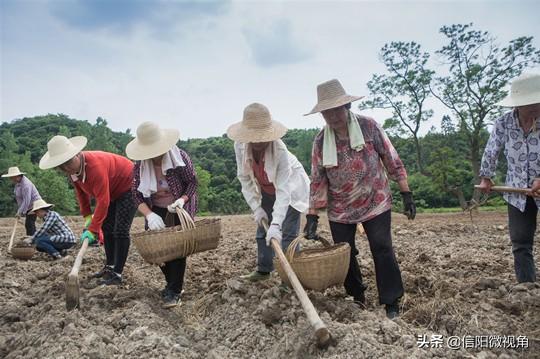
[23,199,76,260]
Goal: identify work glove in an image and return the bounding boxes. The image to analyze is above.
[167,198,185,213]
[80,230,97,245]
[252,207,268,227]
[266,224,282,247]
[401,191,416,220]
[146,212,166,231]
[303,214,320,240]
[84,214,93,229]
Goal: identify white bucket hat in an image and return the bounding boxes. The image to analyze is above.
[304,79,364,115]
[497,72,540,107]
[125,121,180,160]
[29,199,54,214]
[1,166,25,178]
[227,103,287,143]
[39,135,88,170]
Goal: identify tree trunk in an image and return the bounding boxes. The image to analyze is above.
[470,136,482,203]
[413,135,426,175]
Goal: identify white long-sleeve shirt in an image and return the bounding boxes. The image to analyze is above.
[234,140,310,227]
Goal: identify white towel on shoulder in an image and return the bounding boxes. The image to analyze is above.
[138,146,186,198]
[322,111,365,168]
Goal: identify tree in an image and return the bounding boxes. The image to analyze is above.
[362,42,434,174]
[431,23,540,202]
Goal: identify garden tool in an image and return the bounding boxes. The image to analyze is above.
[262,220,332,349]
[65,237,89,310]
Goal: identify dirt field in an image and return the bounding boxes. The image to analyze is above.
[0,211,538,358]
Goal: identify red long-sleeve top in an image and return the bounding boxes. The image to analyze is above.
[72,151,134,234]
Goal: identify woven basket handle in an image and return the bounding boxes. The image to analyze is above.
[175,207,195,231]
[285,235,303,264]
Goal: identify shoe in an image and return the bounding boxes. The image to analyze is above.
[353,291,366,306]
[99,272,122,286]
[385,302,400,319]
[60,249,69,257]
[51,252,62,260]
[160,287,169,298]
[162,290,181,309]
[240,271,270,282]
[93,265,113,278]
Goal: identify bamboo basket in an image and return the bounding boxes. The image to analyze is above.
[11,245,36,260]
[132,208,221,265]
[274,236,350,291]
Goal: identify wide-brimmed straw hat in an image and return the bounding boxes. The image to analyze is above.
[227,103,287,143]
[304,79,364,115]
[125,121,180,161]
[497,72,540,107]
[29,199,54,214]
[39,135,88,170]
[1,166,25,178]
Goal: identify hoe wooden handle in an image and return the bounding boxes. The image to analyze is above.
[475,185,530,194]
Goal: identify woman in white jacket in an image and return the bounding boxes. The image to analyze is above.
[227,103,310,281]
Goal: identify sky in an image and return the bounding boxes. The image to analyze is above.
[1,0,539,139]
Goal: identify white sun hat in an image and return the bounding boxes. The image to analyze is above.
[304,78,364,115]
[497,72,540,107]
[125,121,180,161]
[227,103,288,143]
[39,135,88,170]
[29,199,54,214]
[1,166,26,178]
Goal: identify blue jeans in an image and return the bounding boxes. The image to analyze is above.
[35,235,74,256]
[256,192,301,273]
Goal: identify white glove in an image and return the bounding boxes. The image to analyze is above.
[266,224,282,246]
[167,198,185,213]
[252,207,268,226]
[146,212,166,231]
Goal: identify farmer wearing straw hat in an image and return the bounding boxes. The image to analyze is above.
[479,72,540,283]
[304,79,415,319]
[227,103,310,282]
[22,199,76,260]
[39,135,136,285]
[2,166,42,235]
[127,121,198,308]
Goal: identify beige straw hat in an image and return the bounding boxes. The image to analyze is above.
[1,166,25,178]
[497,72,540,107]
[29,199,54,214]
[39,135,88,170]
[227,103,287,143]
[125,121,180,160]
[304,79,364,115]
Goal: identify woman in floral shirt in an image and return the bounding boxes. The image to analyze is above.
[479,72,540,283]
[304,79,415,319]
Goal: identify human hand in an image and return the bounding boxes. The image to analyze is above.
[167,198,185,213]
[266,224,282,246]
[146,212,166,230]
[252,207,268,227]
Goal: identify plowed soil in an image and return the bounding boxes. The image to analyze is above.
[1,211,538,358]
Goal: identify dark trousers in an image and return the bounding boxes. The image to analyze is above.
[152,206,187,295]
[508,197,537,283]
[25,213,37,236]
[329,210,404,305]
[102,191,136,274]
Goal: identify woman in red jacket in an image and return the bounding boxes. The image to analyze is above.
[127,121,197,308]
[39,135,136,285]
